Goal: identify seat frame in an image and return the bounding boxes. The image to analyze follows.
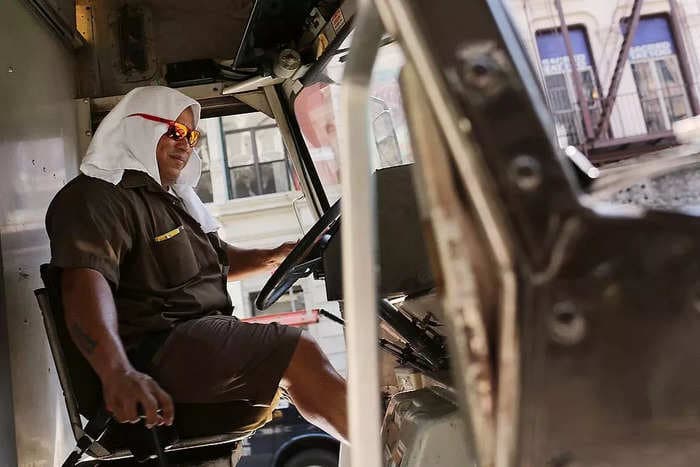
[34,265,249,465]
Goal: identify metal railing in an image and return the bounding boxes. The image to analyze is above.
[549,85,694,148]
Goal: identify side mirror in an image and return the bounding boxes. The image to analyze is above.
[372,110,402,166]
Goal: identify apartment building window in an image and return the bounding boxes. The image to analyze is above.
[536,26,601,146]
[221,112,295,200]
[194,133,214,203]
[625,15,691,132]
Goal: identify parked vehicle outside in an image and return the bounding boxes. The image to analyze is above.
[237,400,339,467]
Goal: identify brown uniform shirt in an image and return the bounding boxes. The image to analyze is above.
[46,170,232,348]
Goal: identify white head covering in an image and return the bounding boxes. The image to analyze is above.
[81,85,221,232]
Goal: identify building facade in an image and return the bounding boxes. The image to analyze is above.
[507,0,700,161]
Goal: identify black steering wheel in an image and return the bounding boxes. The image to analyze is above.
[255,200,341,310]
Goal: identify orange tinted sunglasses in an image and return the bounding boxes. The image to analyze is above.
[128,113,201,147]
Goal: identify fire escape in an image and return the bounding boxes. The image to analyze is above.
[552,0,700,163]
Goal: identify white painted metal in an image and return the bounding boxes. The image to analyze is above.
[1,1,80,465]
[338,442,352,467]
[399,62,484,467]
[202,117,230,204]
[222,76,283,95]
[75,98,92,160]
[338,1,385,466]
[382,388,474,467]
[234,90,274,118]
[0,233,16,467]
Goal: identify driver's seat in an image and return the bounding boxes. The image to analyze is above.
[35,264,274,465]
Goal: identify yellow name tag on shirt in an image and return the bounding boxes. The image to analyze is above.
[154,227,182,242]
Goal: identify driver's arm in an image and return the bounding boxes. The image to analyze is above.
[62,268,174,427]
[224,242,296,281]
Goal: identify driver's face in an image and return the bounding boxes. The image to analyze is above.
[156,108,195,188]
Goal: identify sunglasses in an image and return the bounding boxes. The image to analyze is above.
[127,113,201,147]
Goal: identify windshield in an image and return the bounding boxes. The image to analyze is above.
[294,39,413,203]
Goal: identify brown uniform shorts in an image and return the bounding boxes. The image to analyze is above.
[150,315,302,407]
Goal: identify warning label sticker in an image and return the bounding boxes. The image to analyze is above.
[330,9,346,32]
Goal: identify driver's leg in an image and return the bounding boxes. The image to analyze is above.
[280,331,348,444]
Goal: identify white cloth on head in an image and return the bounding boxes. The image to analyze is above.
[80,85,221,233]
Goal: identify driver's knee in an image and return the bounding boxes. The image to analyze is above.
[280,331,333,390]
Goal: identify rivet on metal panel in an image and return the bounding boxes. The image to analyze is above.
[591,261,612,279]
[548,301,586,346]
[508,155,541,191]
[7,66,14,73]
[692,298,700,315]
[31,159,36,166]
[85,130,92,136]
[42,167,47,173]
[457,41,509,94]
[691,287,700,314]
[457,118,472,133]
[83,98,89,104]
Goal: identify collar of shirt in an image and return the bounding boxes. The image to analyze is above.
[119,170,209,235]
[119,170,166,192]
[120,169,183,209]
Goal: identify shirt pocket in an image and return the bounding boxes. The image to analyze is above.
[152,226,200,287]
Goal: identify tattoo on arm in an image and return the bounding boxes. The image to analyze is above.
[70,323,98,355]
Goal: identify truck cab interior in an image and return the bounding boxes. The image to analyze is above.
[3,0,700,466]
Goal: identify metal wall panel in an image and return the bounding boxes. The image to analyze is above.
[45,0,76,29]
[0,232,17,467]
[0,0,79,465]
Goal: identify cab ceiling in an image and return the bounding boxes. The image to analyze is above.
[126,0,252,62]
[77,0,254,97]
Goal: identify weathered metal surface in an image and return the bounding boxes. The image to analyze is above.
[384,0,700,465]
[400,60,496,467]
[0,1,79,465]
[77,0,254,97]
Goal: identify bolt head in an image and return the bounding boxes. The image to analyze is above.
[509,155,542,191]
[549,301,586,346]
[458,118,472,133]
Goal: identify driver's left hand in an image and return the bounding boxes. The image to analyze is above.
[267,241,297,268]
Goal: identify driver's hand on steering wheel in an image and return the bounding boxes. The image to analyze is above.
[267,241,297,268]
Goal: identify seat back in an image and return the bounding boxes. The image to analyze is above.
[35,264,111,456]
[35,264,272,461]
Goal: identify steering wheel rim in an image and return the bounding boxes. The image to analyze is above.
[255,200,341,310]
